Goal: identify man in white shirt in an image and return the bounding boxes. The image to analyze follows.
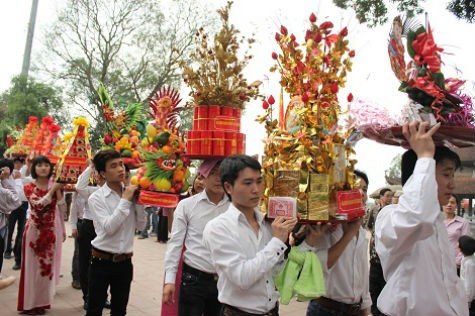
[375,121,468,316]
[0,159,22,276]
[163,158,229,315]
[302,170,371,316]
[4,157,29,270]
[203,154,297,315]
[75,160,105,310]
[86,149,146,316]
[69,192,86,290]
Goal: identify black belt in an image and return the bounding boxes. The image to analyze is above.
[182,262,218,281]
[471,300,475,310]
[91,247,132,263]
[313,297,361,316]
[222,304,278,316]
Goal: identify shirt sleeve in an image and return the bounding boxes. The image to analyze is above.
[70,193,85,230]
[0,179,21,214]
[203,219,287,290]
[461,258,475,303]
[164,200,188,284]
[88,191,131,235]
[76,166,96,200]
[376,158,440,260]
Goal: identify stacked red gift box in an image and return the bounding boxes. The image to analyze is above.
[186,105,245,158]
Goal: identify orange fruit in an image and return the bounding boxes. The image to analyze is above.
[132,150,140,160]
[139,177,152,189]
[161,145,173,154]
[130,175,139,186]
[173,169,185,182]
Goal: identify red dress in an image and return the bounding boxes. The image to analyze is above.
[17,182,57,312]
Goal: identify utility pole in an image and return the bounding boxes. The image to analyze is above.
[21,0,39,78]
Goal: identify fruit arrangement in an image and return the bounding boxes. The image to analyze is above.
[131,86,190,195]
[4,116,39,158]
[98,83,144,167]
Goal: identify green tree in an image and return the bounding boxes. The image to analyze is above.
[385,152,402,185]
[39,0,213,150]
[333,0,475,27]
[0,75,66,155]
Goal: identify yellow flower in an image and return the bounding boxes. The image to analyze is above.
[158,96,172,108]
[63,132,74,143]
[73,117,90,127]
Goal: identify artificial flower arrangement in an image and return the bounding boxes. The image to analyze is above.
[55,117,92,184]
[31,116,62,163]
[257,14,364,221]
[359,15,475,147]
[132,86,191,208]
[181,1,260,158]
[98,83,144,167]
[4,116,39,158]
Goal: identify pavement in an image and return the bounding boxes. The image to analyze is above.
[0,226,308,316]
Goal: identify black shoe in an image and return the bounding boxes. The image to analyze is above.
[104,299,111,309]
[4,252,11,259]
[71,280,81,289]
[12,263,20,270]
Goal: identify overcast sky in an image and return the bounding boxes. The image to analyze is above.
[0,0,473,194]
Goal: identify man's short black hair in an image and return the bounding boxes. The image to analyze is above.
[219,154,261,200]
[0,158,14,174]
[401,146,461,186]
[354,169,369,186]
[30,155,53,179]
[93,149,121,173]
[459,235,475,256]
[379,188,392,197]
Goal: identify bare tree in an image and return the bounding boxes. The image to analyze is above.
[38,0,213,147]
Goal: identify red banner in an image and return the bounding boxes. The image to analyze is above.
[137,190,179,208]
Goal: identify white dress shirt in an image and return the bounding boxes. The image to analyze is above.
[375,158,468,316]
[461,255,475,306]
[300,225,371,310]
[69,193,86,230]
[75,166,97,220]
[0,179,22,230]
[88,183,146,254]
[164,190,229,284]
[202,204,287,314]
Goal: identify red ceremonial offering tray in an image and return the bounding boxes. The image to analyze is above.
[360,124,475,148]
[186,105,246,159]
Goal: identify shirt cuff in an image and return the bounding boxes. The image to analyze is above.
[164,271,177,284]
[268,237,288,261]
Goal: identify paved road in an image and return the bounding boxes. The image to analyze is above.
[0,225,308,315]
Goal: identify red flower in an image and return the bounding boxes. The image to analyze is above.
[309,13,317,23]
[280,25,288,35]
[319,21,334,30]
[330,82,339,93]
[313,32,322,43]
[262,100,270,110]
[302,92,309,103]
[268,95,275,105]
[275,32,281,41]
[290,34,296,42]
[272,52,278,60]
[339,27,348,37]
[347,93,354,102]
[349,50,356,58]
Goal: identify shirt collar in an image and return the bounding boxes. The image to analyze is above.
[228,203,265,225]
[102,183,123,197]
[200,190,228,206]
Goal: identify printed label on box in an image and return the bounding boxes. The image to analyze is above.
[268,197,297,219]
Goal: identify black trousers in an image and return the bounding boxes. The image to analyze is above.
[86,257,133,316]
[78,219,96,302]
[369,260,386,316]
[5,201,28,264]
[71,221,81,282]
[0,230,4,273]
[178,265,221,316]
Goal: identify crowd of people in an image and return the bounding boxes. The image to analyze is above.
[0,121,474,316]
